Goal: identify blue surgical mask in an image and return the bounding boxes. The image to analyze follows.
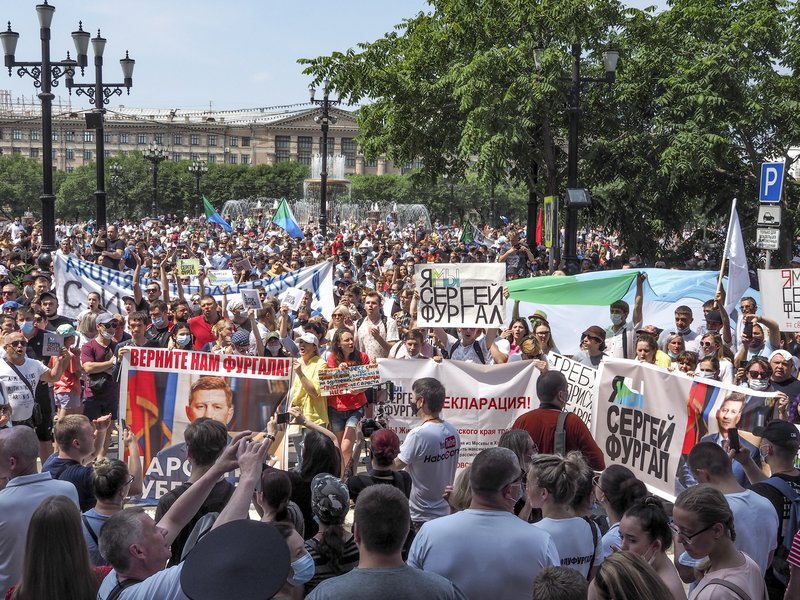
[19,321,33,334]
[667,350,679,359]
[287,552,315,586]
[152,316,165,329]
[176,334,191,347]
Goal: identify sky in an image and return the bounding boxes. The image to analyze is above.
[0,1,666,113]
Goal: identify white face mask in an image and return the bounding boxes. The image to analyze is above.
[610,314,624,326]
[749,379,769,391]
[697,370,716,379]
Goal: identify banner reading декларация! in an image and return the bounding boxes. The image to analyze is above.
[119,347,291,501]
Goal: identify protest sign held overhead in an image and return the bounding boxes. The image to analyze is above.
[319,364,382,396]
[414,263,506,329]
[240,289,263,310]
[758,268,800,331]
[176,259,200,276]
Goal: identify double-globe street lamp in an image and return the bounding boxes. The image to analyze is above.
[309,80,340,239]
[188,160,208,219]
[534,43,618,273]
[65,26,134,230]
[0,1,87,267]
[109,161,122,216]
[144,144,167,218]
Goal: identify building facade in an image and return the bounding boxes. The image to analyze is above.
[0,91,420,175]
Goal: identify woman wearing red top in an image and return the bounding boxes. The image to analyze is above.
[326,327,371,476]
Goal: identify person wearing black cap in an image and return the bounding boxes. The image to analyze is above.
[731,420,800,599]
[572,326,607,368]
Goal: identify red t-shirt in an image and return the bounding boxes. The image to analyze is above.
[325,352,369,412]
[188,314,225,351]
[512,408,606,471]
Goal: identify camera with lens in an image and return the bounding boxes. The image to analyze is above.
[361,417,383,438]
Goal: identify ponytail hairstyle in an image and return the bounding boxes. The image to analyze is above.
[528,451,586,505]
[622,496,673,552]
[259,469,293,523]
[92,457,130,502]
[599,465,647,518]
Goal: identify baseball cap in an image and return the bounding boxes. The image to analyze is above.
[311,474,350,525]
[297,332,319,347]
[761,419,800,446]
[57,324,77,338]
[37,291,57,302]
[95,312,116,326]
[121,295,136,304]
[180,520,290,600]
[1,301,19,311]
[264,331,281,342]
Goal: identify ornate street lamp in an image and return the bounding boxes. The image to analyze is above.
[309,79,341,239]
[143,144,167,217]
[188,160,208,218]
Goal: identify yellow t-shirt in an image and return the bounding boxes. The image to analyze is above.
[290,354,328,425]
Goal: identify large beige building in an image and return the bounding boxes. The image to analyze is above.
[0,90,419,175]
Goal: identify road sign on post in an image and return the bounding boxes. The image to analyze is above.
[756,228,780,250]
[759,161,786,203]
[757,206,782,226]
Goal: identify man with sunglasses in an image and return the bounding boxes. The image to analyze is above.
[0,332,68,430]
[81,313,120,451]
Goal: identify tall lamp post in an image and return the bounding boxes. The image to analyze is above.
[65,27,133,230]
[144,144,166,218]
[309,79,340,239]
[188,160,207,219]
[534,44,618,273]
[109,161,121,216]
[0,1,88,268]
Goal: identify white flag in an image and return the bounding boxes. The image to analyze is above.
[723,198,749,314]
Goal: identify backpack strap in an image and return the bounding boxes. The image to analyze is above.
[697,579,753,600]
[581,516,599,581]
[760,476,800,544]
[554,411,569,456]
[472,340,486,364]
[82,514,100,546]
[621,327,628,359]
[106,577,143,600]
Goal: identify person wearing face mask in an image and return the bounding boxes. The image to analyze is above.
[145,300,172,348]
[407,448,558,600]
[695,356,721,381]
[735,313,781,364]
[697,333,734,383]
[657,305,700,353]
[263,330,290,358]
[168,323,194,351]
[604,273,645,359]
[738,356,772,391]
[664,333,685,368]
[81,312,121,454]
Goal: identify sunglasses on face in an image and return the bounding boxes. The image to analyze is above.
[748,370,769,379]
[8,340,27,347]
[583,335,602,343]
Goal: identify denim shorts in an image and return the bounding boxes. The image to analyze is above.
[327,405,365,433]
[55,391,82,410]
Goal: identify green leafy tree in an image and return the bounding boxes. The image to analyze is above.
[0,154,45,219]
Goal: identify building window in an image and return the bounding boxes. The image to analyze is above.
[154,133,164,145]
[137,133,147,145]
[172,153,182,162]
[51,131,58,141]
[174,134,182,145]
[298,136,312,165]
[190,134,200,146]
[208,155,216,164]
[30,130,39,141]
[65,130,75,142]
[342,138,356,167]
[51,149,56,159]
[229,136,238,147]
[66,166,74,173]
[318,136,334,153]
[365,158,377,168]
[104,132,111,143]
[12,130,22,140]
[119,132,129,143]
[208,135,217,146]
[11,147,21,154]
[190,153,199,162]
[241,155,250,164]
[84,150,92,161]
[30,148,39,158]
[0,130,4,140]
[66,149,74,160]
[275,135,290,163]
[104,150,112,157]
[84,130,94,142]
[242,136,251,147]
[228,155,237,164]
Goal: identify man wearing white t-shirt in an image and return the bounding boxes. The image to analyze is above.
[395,378,460,530]
[408,447,559,600]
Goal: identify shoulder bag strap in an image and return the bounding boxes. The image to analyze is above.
[621,326,628,359]
[700,578,753,600]
[554,411,569,456]
[4,358,35,397]
[582,516,599,580]
[106,577,143,600]
[82,514,100,545]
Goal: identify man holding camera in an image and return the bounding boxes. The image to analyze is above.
[496,233,535,280]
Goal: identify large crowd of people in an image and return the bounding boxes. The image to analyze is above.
[0,211,798,600]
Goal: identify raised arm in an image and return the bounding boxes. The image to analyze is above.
[632,272,645,329]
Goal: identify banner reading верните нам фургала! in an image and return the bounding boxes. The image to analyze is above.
[414,263,506,329]
[119,347,292,501]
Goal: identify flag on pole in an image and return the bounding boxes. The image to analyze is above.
[460,223,474,245]
[535,208,543,246]
[203,196,233,233]
[272,198,304,239]
[723,198,748,314]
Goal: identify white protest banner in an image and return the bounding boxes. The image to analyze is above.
[54,254,335,320]
[758,268,800,331]
[550,353,596,431]
[594,358,781,501]
[119,347,292,501]
[282,287,305,311]
[175,259,200,277]
[241,289,263,310]
[319,364,382,396]
[378,358,538,467]
[207,269,235,285]
[414,263,506,328]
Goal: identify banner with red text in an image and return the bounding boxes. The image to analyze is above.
[594,358,781,502]
[120,347,292,501]
[378,358,538,468]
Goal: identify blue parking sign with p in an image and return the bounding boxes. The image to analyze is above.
[760,162,785,203]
